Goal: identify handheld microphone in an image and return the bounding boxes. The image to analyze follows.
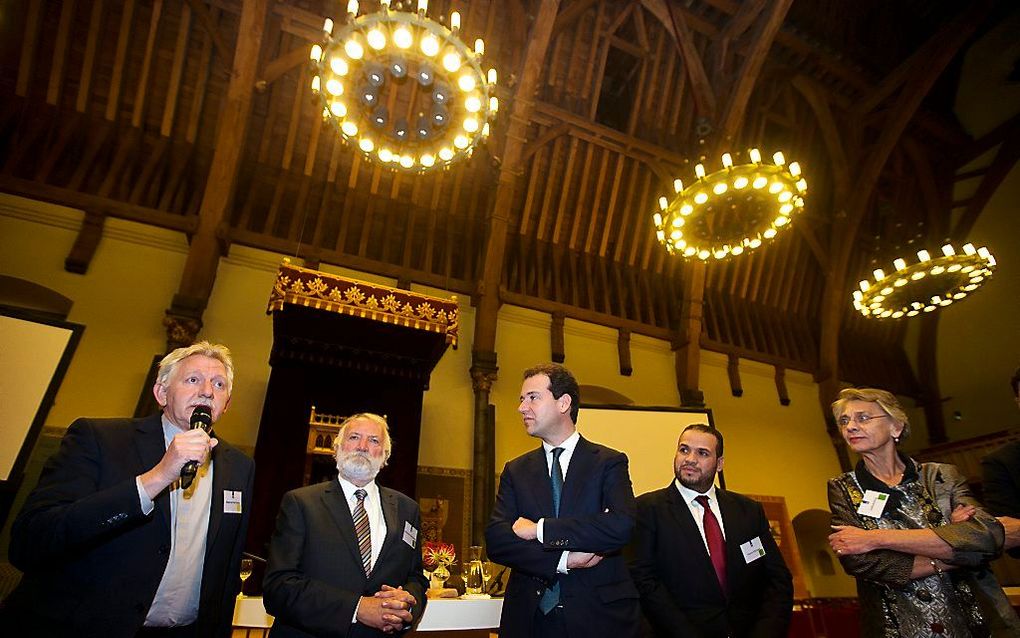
[180,405,213,489]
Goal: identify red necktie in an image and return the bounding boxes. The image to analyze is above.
[696,495,727,593]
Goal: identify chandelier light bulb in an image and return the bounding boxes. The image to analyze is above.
[673,179,683,193]
[330,56,348,75]
[694,163,706,179]
[487,68,497,84]
[310,44,323,61]
[772,151,785,166]
[658,196,668,210]
[341,121,358,136]
[344,38,364,60]
[894,258,906,271]
[489,96,498,112]
[475,39,484,56]
[400,155,414,169]
[450,11,461,31]
[873,268,885,280]
[721,153,733,168]
[418,0,428,14]
[311,75,321,92]
[458,74,476,92]
[421,34,440,57]
[438,147,454,161]
[359,137,374,152]
[347,0,359,16]
[421,153,436,167]
[323,18,334,35]
[367,28,386,50]
[442,51,462,72]
[977,246,990,259]
[917,249,930,262]
[393,26,413,49]
[941,244,954,257]
[749,148,762,163]
[963,243,976,255]
[788,162,801,177]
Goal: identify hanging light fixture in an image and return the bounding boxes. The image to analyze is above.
[652,149,807,260]
[309,0,497,172]
[852,242,997,318]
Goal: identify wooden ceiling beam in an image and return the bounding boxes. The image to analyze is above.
[951,128,1020,242]
[184,0,233,69]
[717,0,793,141]
[664,0,717,118]
[552,0,601,37]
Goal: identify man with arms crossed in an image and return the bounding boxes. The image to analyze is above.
[485,363,640,638]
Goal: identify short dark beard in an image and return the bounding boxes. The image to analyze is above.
[677,470,715,494]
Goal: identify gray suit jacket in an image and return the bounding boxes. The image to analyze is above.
[263,479,428,638]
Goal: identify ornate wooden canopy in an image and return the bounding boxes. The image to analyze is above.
[1,0,1017,454]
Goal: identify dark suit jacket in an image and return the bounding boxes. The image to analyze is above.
[263,479,428,638]
[484,436,640,638]
[982,440,1020,558]
[628,484,792,638]
[2,414,255,638]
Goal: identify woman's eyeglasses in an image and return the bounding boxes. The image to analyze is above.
[838,413,891,428]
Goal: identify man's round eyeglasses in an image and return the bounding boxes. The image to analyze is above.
[838,413,891,427]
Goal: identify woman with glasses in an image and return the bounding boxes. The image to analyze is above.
[827,387,1017,637]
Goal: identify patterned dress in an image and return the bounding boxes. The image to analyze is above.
[828,456,1007,637]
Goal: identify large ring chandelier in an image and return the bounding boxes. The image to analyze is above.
[309,0,498,171]
[852,242,997,318]
[653,149,807,260]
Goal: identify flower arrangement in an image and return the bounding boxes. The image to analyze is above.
[423,540,456,569]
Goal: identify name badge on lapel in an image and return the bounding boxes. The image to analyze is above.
[224,490,242,514]
[740,537,766,564]
[856,489,889,518]
[403,521,418,548]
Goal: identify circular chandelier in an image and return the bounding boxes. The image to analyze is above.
[652,149,807,260]
[309,0,498,171]
[852,242,997,319]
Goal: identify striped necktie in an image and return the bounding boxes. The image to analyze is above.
[353,489,372,575]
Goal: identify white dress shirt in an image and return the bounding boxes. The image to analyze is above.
[675,479,727,553]
[338,476,387,624]
[537,429,580,573]
[135,416,213,627]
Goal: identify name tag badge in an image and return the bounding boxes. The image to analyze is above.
[740,536,766,564]
[403,521,418,548]
[224,490,242,514]
[856,489,889,518]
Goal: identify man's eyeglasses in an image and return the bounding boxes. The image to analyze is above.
[837,413,891,428]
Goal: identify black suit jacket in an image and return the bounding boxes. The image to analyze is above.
[628,484,792,638]
[982,440,1020,558]
[3,414,255,638]
[484,436,640,638]
[263,479,428,638]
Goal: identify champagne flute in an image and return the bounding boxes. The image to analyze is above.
[239,558,253,598]
[481,560,493,595]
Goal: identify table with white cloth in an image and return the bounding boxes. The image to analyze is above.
[232,595,503,637]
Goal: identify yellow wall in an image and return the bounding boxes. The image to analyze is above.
[0,192,855,595]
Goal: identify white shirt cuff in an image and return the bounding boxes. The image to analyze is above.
[136,476,155,515]
[352,597,361,624]
[537,518,545,543]
[557,551,570,574]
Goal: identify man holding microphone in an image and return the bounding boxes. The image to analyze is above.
[2,341,254,638]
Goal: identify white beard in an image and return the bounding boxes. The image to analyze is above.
[336,449,382,484]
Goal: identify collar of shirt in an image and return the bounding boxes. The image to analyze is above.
[337,475,381,505]
[674,479,726,543]
[542,429,580,477]
[674,479,718,508]
[160,414,185,448]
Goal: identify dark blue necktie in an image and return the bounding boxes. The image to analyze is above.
[539,447,565,614]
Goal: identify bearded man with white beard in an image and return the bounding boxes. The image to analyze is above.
[264,413,428,638]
